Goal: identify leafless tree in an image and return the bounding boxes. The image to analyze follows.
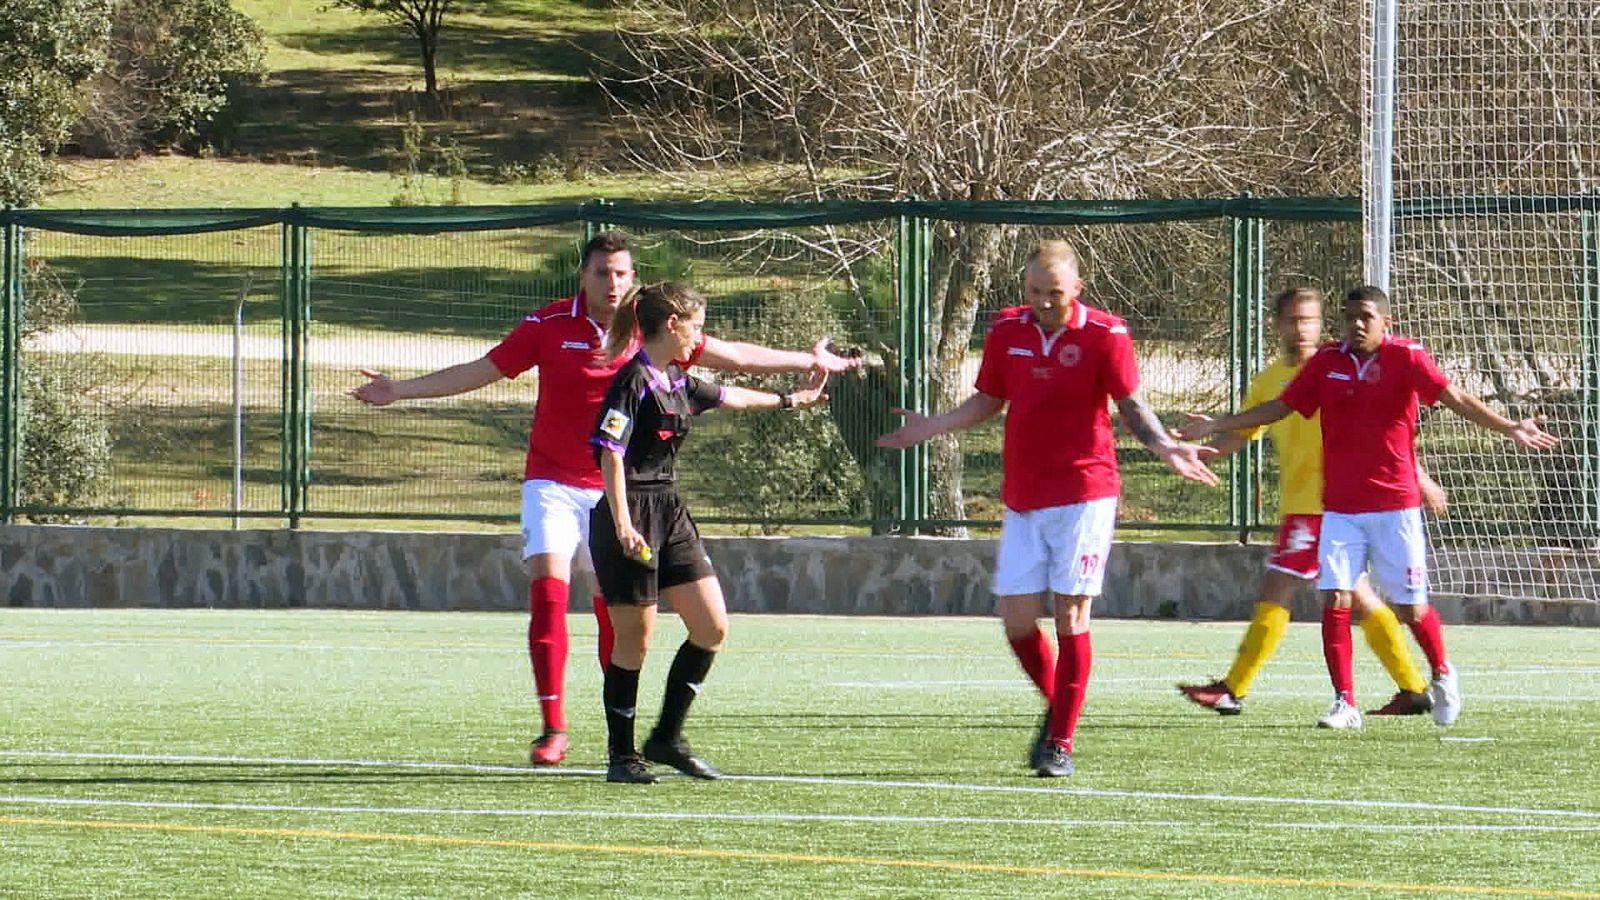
[612,0,1362,527]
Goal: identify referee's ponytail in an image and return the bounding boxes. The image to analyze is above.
[601,281,706,363]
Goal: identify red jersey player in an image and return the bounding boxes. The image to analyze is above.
[1179,285,1558,728]
[351,231,860,765]
[876,240,1218,777]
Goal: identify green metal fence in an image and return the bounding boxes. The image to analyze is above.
[2,198,1595,540]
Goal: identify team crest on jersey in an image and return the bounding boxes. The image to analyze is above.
[599,409,630,440]
[1057,343,1082,367]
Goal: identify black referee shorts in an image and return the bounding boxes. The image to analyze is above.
[589,486,715,607]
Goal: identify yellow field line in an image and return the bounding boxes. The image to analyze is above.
[3,815,1595,898]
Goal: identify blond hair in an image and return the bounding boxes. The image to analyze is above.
[1024,240,1080,271]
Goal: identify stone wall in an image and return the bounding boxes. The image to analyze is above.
[1,525,1594,624]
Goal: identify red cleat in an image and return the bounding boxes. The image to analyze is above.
[1177,680,1244,715]
[1367,690,1432,716]
[529,730,569,766]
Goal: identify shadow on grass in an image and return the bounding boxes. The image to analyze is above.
[41,254,569,336]
[276,19,623,81]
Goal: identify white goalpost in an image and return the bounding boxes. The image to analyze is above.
[1362,0,1600,606]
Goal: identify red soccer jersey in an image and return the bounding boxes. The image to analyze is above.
[486,295,704,490]
[1277,335,1449,513]
[973,302,1140,511]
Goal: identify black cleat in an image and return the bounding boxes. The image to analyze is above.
[1035,742,1074,778]
[606,754,658,784]
[643,735,723,780]
[1027,710,1054,770]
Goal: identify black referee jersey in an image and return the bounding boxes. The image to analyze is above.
[587,349,724,604]
[589,349,724,482]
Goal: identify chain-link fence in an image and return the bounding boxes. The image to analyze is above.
[4,199,1594,543]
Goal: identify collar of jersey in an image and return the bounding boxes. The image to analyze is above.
[570,292,604,329]
[635,348,677,392]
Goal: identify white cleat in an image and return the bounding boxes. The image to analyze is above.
[1429,665,1462,726]
[1317,695,1363,730]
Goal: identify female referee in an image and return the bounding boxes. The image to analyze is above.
[589,281,828,784]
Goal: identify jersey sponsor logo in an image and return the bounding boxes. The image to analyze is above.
[1007,346,1035,357]
[1327,372,1352,381]
[1057,344,1082,367]
[1109,325,1128,334]
[560,340,590,350]
[599,408,630,440]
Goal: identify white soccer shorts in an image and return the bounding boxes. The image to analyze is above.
[520,479,604,568]
[1316,507,1429,604]
[992,497,1118,598]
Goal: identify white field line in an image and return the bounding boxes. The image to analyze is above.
[3,750,1597,821]
[1,795,1597,833]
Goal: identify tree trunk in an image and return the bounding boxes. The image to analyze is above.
[923,222,1012,537]
[419,30,439,99]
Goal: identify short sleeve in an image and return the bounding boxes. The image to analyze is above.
[1410,344,1450,406]
[1238,371,1275,440]
[1100,322,1140,401]
[485,315,542,378]
[591,365,644,456]
[973,326,1010,399]
[685,373,723,415]
[1278,353,1327,418]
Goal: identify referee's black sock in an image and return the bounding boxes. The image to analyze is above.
[603,663,642,760]
[652,640,716,744]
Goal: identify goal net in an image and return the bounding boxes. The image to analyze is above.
[1363,0,1600,606]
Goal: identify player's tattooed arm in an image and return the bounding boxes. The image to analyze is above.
[1118,393,1220,488]
[1116,394,1174,452]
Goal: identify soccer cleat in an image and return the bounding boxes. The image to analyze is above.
[1367,690,1432,717]
[1026,711,1053,770]
[1034,742,1074,778]
[528,730,569,766]
[1429,665,1462,726]
[605,754,658,784]
[1178,680,1245,716]
[643,735,723,780]
[1317,695,1363,729]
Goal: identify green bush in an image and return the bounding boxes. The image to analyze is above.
[16,262,118,522]
[684,288,866,532]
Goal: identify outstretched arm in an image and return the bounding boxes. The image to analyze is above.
[1436,385,1560,449]
[874,392,1006,449]
[349,356,504,406]
[717,370,830,412]
[1173,398,1293,442]
[699,336,863,375]
[1173,414,1252,460]
[1116,393,1219,487]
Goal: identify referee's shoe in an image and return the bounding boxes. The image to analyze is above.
[643,734,722,780]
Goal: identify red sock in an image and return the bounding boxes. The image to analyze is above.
[1321,606,1354,704]
[593,596,615,670]
[1406,604,1450,677]
[1007,628,1056,701]
[1048,631,1092,754]
[527,577,570,733]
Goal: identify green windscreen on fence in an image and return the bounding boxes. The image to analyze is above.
[10,197,1579,544]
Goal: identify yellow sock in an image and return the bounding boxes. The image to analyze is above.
[1359,603,1429,695]
[1223,602,1290,698]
